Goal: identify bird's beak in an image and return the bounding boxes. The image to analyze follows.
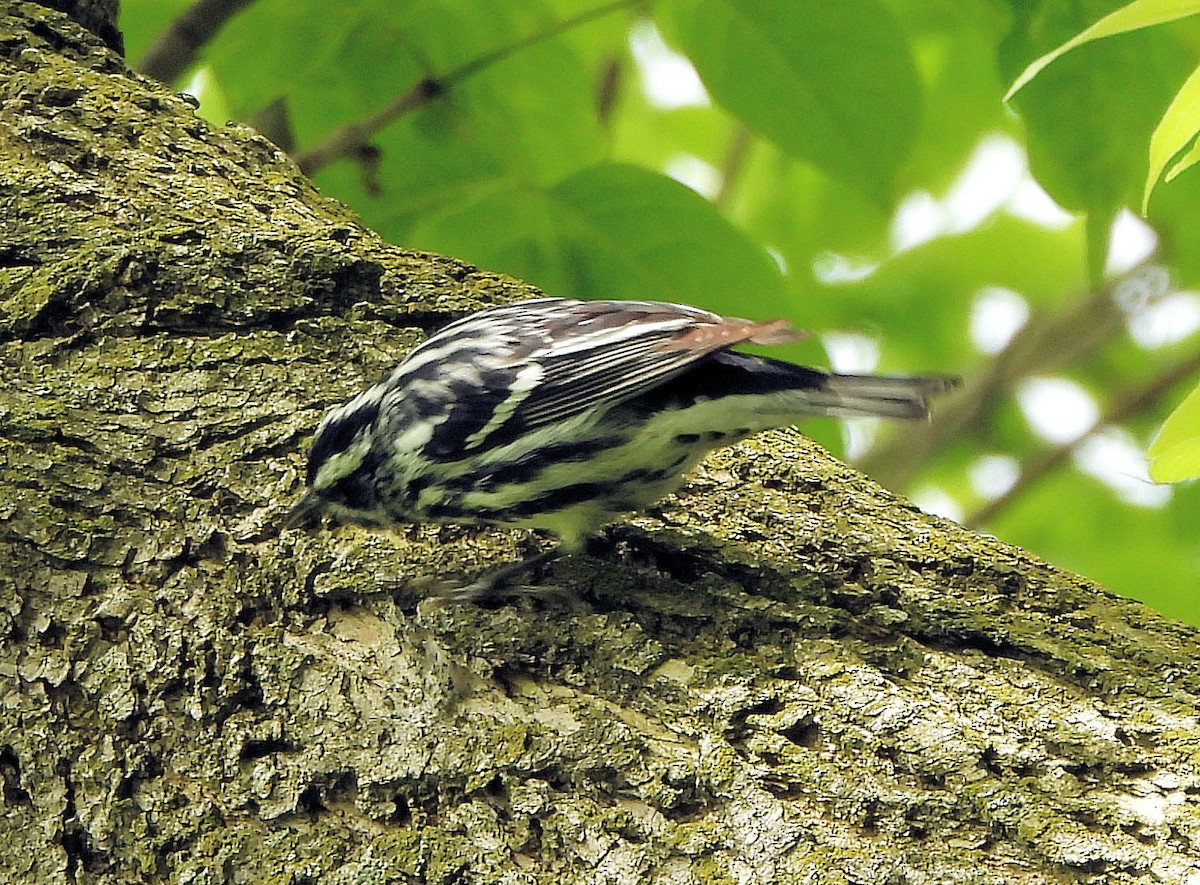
[282,490,323,531]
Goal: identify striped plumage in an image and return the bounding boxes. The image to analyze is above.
[288,298,954,595]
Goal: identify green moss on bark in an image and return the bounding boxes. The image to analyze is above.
[4,3,1200,883]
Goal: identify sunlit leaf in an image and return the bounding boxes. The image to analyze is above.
[1006,0,1200,99]
[407,163,788,311]
[1165,136,1200,181]
[306,8,607,238]
[1144,63,1200,209]
[899,6,1014,192]
[1002,9,1194,278]
[1148,380,1200,481]
[1144,128,1200,288]
[665,0,921,202]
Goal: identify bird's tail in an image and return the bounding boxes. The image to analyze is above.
[645,351,957,424]
[798,372,958,420]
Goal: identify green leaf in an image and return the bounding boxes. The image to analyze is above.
[308,3,608,233]
[119,0,194,68]
[897,2,1014,192]
[1006,0,1200,99]
[665,0,921,203]
[550,164,789,307]
[1166,134,1200,181]
[809,212,1088,370]
[1145,63,1200,209]
[1085,208,1118,287]
[1148,380,1200,481]
[1001,7,1194,273]
[205,0,608,160]
[407,163,788,311]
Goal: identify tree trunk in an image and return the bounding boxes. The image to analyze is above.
[3,4,1199,882]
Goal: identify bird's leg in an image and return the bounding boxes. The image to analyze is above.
[438,545,567,603]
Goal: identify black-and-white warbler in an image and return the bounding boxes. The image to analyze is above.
[287,298,955,598]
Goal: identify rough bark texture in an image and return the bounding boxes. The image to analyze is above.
[3,4,1200,883]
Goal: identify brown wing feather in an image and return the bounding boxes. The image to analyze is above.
[505,299,804,429]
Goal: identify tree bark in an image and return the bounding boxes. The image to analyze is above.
[3,4,1199,883]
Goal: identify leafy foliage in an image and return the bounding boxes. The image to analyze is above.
[1011,0,1200,483]
[122,0,1200,623]
[665,0,922,201]
[1149,382,1200,481]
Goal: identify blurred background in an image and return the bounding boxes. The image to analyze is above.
[121,0,1200,624]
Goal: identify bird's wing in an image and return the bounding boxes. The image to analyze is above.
[412,298,802,454]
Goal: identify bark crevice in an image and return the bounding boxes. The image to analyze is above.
[4,4,1200,883]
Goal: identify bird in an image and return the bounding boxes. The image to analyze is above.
[285,297,955,599]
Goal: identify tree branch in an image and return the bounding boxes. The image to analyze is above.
[965,347,1200,527]
[859,260,1169,488]
[135,0,253,84]
[715,125,753,209]
[294,0,641,174]
[6,4,1200,881]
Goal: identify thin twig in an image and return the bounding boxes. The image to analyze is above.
[136,0,254,84]
[965,348,1200,527]
[295,0,642,175]
[715,126,753,209]
[858,259,1167,489]
[595,57,623,128]
[295,79,444,176]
